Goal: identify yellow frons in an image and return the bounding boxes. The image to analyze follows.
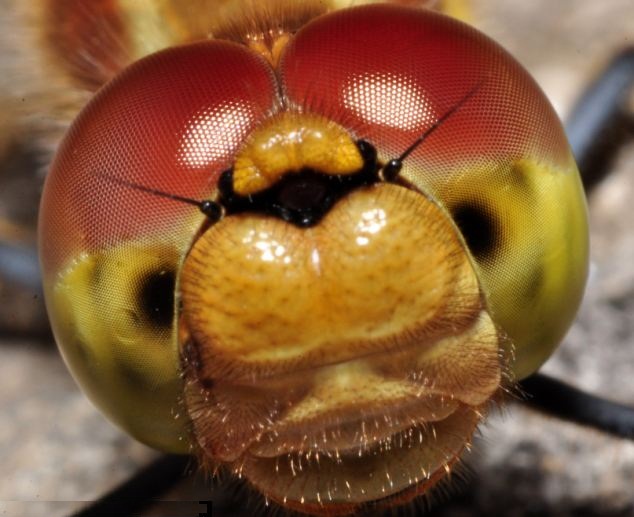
[232,112,364,196]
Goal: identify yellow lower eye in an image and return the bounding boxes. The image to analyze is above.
[49,241,188,452]
[425,158,588,379]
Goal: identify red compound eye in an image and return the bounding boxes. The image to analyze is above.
[40,41,278,270]
[281,4,569,170]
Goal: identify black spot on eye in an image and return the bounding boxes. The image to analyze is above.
[116,356,154,390]
[452,202,499,259]
[138,268,176,328]
[523,265,544,302]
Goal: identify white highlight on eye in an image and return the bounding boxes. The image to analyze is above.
[343,72,435,130]
[177,102,254,168]
[355,208,387,246]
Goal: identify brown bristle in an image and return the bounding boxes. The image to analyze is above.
[210,0,329,46]
[42,0,132,91]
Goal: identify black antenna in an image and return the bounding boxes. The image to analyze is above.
[97,173,223,222]
[381,81,483,181]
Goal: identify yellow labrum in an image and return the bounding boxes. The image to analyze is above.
[232,112,365,195]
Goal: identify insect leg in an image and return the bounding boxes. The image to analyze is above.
[68,455,190,517]
[565,47,634,192]
[520,373,634,440]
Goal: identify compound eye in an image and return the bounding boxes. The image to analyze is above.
[38,41,279,450]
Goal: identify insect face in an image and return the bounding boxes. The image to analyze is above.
[37,3,588,514]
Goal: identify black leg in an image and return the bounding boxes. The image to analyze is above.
[0,241,49,338]
[68,454,191,517]
[0,241,41,292]
[520,373,634,440]
[565,47,634,192]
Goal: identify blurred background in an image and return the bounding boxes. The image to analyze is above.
[1,1,634,516]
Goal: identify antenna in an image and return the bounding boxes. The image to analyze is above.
[96,173,223,222]
[381,81,483,181]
